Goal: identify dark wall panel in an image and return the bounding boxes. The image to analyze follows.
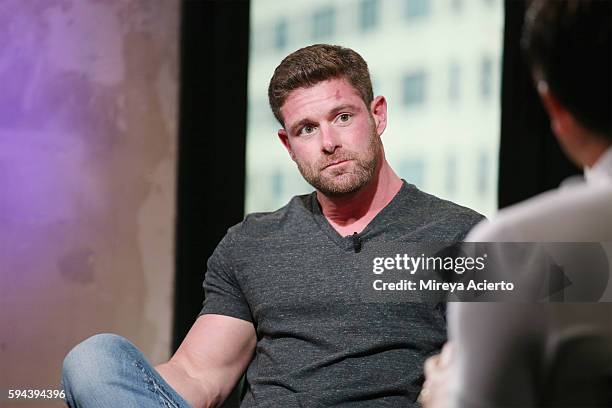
[174,0,250,350]
[499,0,581,209]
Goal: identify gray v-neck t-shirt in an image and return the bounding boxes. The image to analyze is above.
[200,181,484,407]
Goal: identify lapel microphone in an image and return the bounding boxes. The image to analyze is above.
[352,232,362,253]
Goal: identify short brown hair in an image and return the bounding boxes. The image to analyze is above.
[268,44,374,126]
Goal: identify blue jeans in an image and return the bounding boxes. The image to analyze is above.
[61,333,192,407]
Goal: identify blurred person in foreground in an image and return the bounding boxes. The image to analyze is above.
[421,1,612,407]
[61,44,484,407]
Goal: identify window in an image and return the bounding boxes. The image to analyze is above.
[402,71,426,107]
[476,151,489,195]
[274,19,288,51]
[371,75,379,95]
[271,169,284,201]
[448,62,460,102]
[399,158,425,187]
[312,7,335,40]
[451,0,462,13]
[480,56,493,100]
[445,154,458,195]
[359,0,379,31]
[405,0,430,19]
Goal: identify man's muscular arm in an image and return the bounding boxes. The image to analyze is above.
[155,314,257,408]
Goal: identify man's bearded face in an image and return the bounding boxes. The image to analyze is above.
[295,121,381,196]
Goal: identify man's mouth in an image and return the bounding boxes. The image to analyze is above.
[323,159,351,169]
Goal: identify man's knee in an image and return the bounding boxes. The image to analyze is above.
[62,333,134,390]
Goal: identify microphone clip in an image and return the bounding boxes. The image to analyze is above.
[352,232,362,253]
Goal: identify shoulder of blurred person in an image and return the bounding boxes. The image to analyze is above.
[445,150,612,407]
[466,148,612,242]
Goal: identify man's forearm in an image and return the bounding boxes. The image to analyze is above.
[155,360,218,408]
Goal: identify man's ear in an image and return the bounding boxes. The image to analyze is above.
[370,96,388,136]
[278,128,296,161]
[537,80,576,142]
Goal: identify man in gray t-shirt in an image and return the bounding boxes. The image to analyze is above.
[62,44,483,408]
[202,182,482,407]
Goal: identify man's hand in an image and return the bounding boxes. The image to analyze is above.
[419,342,454,408]
[155,314,257,408]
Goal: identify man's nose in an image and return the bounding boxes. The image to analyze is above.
[320,124,341,154]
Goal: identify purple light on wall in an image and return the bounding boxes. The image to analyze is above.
[0,0,124,283]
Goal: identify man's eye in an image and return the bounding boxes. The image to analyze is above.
[300,125,315,135]
[338,113,352,123]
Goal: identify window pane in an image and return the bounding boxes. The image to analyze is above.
[480,56,493,100]
[448,62,460,102]
[405,0,429,19]
[451,0,462,13]
[445,154,458,195]
[402,71,426,107]
[312,7,336,40]
[398,158,425,188]
[274,19,288,51]
[477,150,490,196]
[360,0,379,31]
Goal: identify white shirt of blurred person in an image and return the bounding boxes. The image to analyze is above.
[421,1,612,407]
